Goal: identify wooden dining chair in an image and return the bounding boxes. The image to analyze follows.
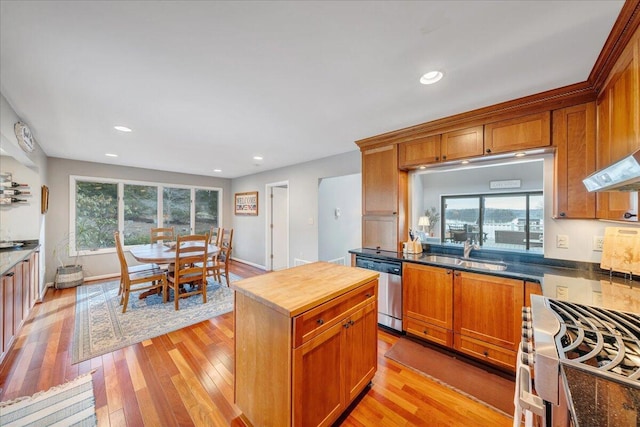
[114,231,167,313]
[205,227,223,278]
[150,227,175,244]
[167,233,209,310]
[210,228,233,286]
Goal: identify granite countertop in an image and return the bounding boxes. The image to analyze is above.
[0,243,40,276]
[350,246,639,313]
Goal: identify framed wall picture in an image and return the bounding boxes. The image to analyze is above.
[235,191,258,215]
[41,185,49,214]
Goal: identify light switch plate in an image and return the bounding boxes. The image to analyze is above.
[556,234,569,249]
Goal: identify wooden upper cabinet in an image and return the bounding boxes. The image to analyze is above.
[595,24,639,222]
[398,135,441,168]
[441,126,484,161]
[484,111,551,155]
[553,102,596,219]
[362,145,399,215]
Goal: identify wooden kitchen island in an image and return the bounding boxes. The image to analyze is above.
[231,262,379,427]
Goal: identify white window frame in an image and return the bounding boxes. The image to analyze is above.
[69,175,223,257]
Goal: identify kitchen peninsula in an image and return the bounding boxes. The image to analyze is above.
[231,262,378,427]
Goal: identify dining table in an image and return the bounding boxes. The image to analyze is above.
[129,242,219,264]
[129,242,219,298]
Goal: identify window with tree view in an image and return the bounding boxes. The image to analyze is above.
[71,177,221,255]
[442,191,543,252]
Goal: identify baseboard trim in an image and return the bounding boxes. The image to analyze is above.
[230,257,265,270]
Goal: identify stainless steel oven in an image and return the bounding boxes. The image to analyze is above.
[516,295,640,427]
[355,256,402,332]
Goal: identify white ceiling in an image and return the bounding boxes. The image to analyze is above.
[0,1,624,178]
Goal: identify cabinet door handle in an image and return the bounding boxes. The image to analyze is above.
[559,212,566,217]
[365,293,372,298]
[5,272,15,277]
[344,322,350,329]
[454,271,461,277]
[483,351,489,357]
[485,148,492,154]
[435,156,439,161]
[317,318,324,325]
[442,155,447,160]
[423,329,428,335]
[446,270,452,275]
[624,212,637,219]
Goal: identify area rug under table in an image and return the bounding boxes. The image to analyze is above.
[0,372,97,427]
[384,337,516,417]
[72,274,240,364]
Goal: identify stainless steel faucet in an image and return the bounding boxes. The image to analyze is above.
[463,239,479,259]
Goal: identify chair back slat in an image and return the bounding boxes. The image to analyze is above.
[114,231,129,274]
[173,234,209,286]
[151,227,176,244]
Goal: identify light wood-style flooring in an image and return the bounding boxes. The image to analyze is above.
[0,261,512,426]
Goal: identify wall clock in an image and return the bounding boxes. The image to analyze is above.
[14,121,35,153]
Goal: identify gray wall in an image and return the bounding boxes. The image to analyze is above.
[318,173,362,264]
[231,150,361,268]
[45,157,232,282]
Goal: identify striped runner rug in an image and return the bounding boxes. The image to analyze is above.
[0,372,97,426]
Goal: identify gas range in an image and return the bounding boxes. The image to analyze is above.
[526,295,640,426]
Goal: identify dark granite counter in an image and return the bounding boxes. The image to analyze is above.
[350,246,639,312]
[0,241,40,276]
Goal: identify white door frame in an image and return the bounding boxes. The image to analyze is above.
[265,180,290,271]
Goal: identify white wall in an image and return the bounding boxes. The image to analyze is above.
[231,150,361,268]
[318,173,362,264]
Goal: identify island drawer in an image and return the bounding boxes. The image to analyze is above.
[404,317,453,347]
[293,280,377,348]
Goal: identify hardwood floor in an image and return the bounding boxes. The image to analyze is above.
[0,261,512,426]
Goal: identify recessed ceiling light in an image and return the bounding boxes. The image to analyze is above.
[515,152,526,157]
[105,153,118,157]
[461,160,470,164]
[420,70,443,85]
[213,169,222,173]
[253,155,263,161]
[419,166,427,170]
[114,125,132,132]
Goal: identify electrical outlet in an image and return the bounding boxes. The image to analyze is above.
[593,236,604,251]
[556,234,569,249]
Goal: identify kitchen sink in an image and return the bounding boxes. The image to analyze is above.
[458,260,507,271]
[423,255,463,265]
[423,254,507,271]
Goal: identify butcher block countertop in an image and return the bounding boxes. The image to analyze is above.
[231,261,379,318]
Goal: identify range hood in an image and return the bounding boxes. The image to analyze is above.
[583,149,640,192]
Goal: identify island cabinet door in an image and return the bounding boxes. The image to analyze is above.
[343,301,377,402]
[292,321,344,427]
[2,268,15,360]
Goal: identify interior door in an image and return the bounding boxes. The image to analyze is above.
[269,184,289,271]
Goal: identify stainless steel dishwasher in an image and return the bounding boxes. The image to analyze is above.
[355,256,402,332]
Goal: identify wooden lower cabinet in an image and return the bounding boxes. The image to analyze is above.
[1,251,39,365]
[453,271,524,371]
[403,263,454,347]
[403,263,526,371]
[233,263,378,427]
[2,267,16,363]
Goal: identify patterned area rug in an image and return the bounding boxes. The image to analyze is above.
[0,372,97,426]
[72,274,239,364]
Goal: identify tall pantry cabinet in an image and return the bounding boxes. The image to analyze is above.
[361,144,407,252]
